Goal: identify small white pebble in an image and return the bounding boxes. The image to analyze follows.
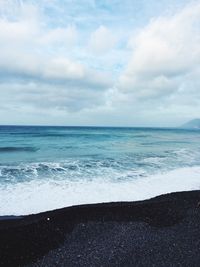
[47,217,50,221]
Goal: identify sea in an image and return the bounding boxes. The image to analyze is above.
[0,125,200,216]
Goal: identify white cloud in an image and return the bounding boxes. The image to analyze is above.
[43,57,85,80]
[0,2,113,115]
[88,25,117,54]
[119,2,200,100]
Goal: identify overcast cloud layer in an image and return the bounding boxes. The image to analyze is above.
[0,0,199,126]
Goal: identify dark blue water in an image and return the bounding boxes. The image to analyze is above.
[0,126,200,215]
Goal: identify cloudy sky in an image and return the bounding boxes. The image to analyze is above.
[0,0,199,126]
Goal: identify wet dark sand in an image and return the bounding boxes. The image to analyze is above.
[1,190,200,267]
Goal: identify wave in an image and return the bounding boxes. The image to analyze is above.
[1,147,200,185]
[0,160,146,185]
[0,166,200,216]
[0,146,38,152]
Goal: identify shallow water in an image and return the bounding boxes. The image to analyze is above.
[0,126,200,215]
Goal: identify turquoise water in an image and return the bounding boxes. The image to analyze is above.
[1,126,200,215]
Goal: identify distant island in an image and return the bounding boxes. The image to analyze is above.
[181,119,200,129]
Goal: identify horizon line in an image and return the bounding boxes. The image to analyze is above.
[0,124,178,129]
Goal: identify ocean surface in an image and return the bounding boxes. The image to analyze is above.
[0,126,200,216]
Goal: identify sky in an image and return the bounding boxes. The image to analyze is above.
[0,0,199,127]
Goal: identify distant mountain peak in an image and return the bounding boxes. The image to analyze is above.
[181,119,200,129]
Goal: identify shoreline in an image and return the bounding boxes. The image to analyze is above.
[1,190,200,266]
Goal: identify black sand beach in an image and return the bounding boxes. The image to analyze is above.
[1,190,200,267]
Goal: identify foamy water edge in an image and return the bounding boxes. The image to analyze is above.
[1,166,200,216]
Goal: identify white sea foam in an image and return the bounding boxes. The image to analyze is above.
[0,166,200,216]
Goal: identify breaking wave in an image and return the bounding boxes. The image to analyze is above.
[0,166,200,216]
